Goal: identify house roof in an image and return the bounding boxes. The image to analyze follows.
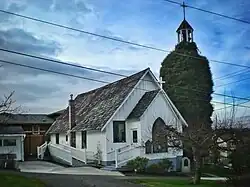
[0,126,25,134]
[176,19,194,32]
[0,113,54,125]
[127,89,160,119]
[46,68,149,134]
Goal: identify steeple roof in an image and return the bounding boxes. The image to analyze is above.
[176,19,194,32]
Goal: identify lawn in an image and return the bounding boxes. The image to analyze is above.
[131,178,226,187]
[0,172,45,187]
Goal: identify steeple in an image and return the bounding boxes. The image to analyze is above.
[176,2,194,43]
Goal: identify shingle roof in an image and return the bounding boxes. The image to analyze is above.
[176,19,194,32]
[46,68,149,134]
[0,113,54,125]
[127,90,160,119]
[0,126,25,134]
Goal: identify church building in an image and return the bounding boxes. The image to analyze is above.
[38,17,197,171]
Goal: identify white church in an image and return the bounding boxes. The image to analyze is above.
[38,18,193,171]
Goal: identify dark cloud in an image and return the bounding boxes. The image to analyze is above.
[0,2,26,23]
[0,28,62,56]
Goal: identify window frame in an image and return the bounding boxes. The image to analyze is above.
[113,121,126,143]
[82,131,87,149]
[70,132,76,148]
[132,130,138,143]
[3,139,16,146]
[55,133,59,144]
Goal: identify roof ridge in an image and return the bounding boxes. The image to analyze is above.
[77,68,149,98]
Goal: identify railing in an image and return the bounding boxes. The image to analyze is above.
[115,145,142,168]
[71,147,87,163]
[47,142,97,165]
[37,141,47,160]
[48,143,72,165]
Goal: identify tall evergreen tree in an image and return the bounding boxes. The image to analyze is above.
[160,18,214,184]
[160,21,213,128]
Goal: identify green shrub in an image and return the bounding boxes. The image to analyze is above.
[146,163,164,174]
[126,157,149,172]
[146,159,173,174]
[161,158,173,171]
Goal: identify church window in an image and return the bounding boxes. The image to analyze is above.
[132,130,138,143]
[70,132,76,148]
[82,131,87,149]
[113,121,126,143]
[56,133,59,144]
[152,118,168,153]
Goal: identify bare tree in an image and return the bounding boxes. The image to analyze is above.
[0,91,21,124]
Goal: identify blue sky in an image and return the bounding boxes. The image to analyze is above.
[0,0,250,116]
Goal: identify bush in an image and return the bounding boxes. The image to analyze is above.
[126,157,149,172]
[146,159,173,174]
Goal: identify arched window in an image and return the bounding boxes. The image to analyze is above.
[152,118,168,153]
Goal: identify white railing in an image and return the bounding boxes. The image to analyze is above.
[48,142,97,165]
[48,143,72,165]
[37,141,48,160]
[71,147,87,163]
[115,145,142,168]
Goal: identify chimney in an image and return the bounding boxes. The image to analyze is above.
[68,94,76,130]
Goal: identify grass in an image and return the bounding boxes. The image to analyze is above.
[131,178,226,187]
[0,172,45,187]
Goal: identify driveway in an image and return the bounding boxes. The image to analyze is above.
[19,161,124,176]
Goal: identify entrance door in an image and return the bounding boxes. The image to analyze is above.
[24,134,44,159]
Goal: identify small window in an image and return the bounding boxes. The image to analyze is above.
[32,125,40,134]
[0,139,2,146]
[56,134,59,144]
[70,132,76,148]
[113,121,126,143]
[82,131,87,149]
[3,139,16,146]
[132,130,138,143]
[66,135,68,142]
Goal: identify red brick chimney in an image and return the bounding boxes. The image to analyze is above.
[68,94,76,130]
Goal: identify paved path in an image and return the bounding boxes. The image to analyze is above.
[19,161,123,176]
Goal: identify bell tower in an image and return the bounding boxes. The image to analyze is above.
[176,2,194,43]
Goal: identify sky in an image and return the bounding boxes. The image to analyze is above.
[0,0,250,116]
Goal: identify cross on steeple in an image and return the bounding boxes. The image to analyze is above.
[159,77,165,89]
[176,1,194,43]
[181,2,187,20]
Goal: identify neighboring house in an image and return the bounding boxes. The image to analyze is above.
[0,126,26,161]
[44,68,187,170]
[0,110,63,160]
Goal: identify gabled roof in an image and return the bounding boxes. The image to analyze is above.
[0,113,54,125]
[128,90,160,119]
[176,19,194,32]
[0,126,25,134]
[46,68,149,134]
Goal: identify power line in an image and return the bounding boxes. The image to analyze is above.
[2,58,250,110]
[0,9,250,71]
[2,47,250,102]
[162,0,250,25]
[216,76,250,88]
[214,68,250,81]
[215,99,250,111]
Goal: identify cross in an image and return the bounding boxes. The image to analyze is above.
[181,1,187,20]
[159,77,165,89]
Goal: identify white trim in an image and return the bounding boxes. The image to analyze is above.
[146,70,188,127]
[101,68,150,131]
[0,134,26,137]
